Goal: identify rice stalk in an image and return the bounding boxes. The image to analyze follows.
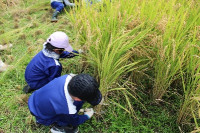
[66,0,150,116]
[152,0,200,101]
[177,45,200,125]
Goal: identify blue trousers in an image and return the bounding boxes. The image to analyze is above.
[51,1,64,12]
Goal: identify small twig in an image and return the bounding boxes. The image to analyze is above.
[155,98,171,105]
[178,126,184,133]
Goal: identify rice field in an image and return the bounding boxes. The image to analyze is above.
[0,0,200,132]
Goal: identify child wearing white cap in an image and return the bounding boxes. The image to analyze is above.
[23,31,79,93]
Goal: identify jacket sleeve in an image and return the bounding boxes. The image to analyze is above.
[74,101,84,112]
[58,114,89,126]
[60,50,79,58]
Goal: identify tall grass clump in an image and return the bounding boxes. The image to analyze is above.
[137,0,200,128]
[66,0,151,115]
[66,0,200,121]
[145,0,200,101]
[148,0,200,128]
[177,41,200,126]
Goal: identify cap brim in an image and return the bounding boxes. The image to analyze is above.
[87,89,102,106]
[65,45,73,52]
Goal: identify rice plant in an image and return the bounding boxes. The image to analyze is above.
[66,0,151,116]
[66,0,200,122]
[177,43,200,126]
[145,0,200,101]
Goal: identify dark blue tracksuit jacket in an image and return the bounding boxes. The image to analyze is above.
[25,50,78,90]
[28,74,89,126]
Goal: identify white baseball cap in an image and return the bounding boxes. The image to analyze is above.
[46,31,73,52]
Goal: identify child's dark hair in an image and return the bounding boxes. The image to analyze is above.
[45,42,59,52]
[68,74,100,102]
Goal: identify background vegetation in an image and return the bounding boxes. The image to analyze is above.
[0,0,200,132]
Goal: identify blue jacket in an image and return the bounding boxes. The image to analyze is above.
[28,74,89,126]
[25,49,78,90]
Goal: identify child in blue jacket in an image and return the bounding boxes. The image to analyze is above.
[51,0,75,22]
[28,74,102,133]
[23,31,79,93]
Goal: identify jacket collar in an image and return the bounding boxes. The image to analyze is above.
[42,42,60,59]
[64,75,77,114]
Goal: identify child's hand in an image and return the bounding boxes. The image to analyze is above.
[84,108,94,118]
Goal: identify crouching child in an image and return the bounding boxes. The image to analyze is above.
[51,0,75,22]
[23,31,79,93]
[28,74,102,133]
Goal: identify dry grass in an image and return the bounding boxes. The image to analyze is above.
[0,0,21,10]
[127,19,141,30]
[16,94,29,106]
[156,17,168,33]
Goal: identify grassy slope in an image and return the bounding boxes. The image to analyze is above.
[0,0,183,132]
